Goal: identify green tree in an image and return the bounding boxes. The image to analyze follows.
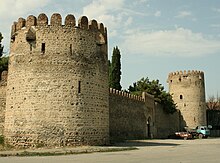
[0,33,8,77]
[109,46,122,90]
[128,77,176,114]
[0,56,9,76]
[0,33,3,57]
[108,60,112,87]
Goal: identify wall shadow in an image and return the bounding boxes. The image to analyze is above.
[111,140,180,147]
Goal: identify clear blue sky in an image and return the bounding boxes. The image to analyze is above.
[1,0,220,99]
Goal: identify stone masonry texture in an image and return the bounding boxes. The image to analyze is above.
[0,71,7,136]
[168,70,206,129]
[4,13,109,148]
[0,12,213,149]
[110,89,153,139]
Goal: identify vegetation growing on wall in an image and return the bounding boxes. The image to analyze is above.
[128,77,176,114]
[0,135,4,145]
[109,46,122,90]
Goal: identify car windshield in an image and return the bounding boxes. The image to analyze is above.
[200,126,207,130]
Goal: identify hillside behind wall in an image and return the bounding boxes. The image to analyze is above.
[109,89,147,141]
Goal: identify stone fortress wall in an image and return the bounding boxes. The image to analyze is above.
[109,88,180,140]
[0,71,7,136]
[0,12,211,148]
[4,13,109,148]
[109,88,149,141]
[167,70,206,129]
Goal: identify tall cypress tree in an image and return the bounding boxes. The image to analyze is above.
[0,33,3,57]
[109,46,122,90]
[108,60,112,87]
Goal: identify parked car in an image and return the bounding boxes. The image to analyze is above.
[168,132,192,140]
[184,125,211,139]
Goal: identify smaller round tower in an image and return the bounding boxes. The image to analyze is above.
[167,70,206,129]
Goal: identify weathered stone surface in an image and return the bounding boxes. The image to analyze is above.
[168,70,206,129]
[0,71,7,136]
[26,15,37,27]
[109,90,157,140]
[4,13,109,148]
[0,12,209,149]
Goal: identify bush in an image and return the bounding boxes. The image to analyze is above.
[0,135,4,144]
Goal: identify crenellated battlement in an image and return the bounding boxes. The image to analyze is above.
[11,13,107,39]
[109,88,144,102]
[168,70,204,80]
[9,12,108,66]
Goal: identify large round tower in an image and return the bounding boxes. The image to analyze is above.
[167,70,206,129]
[4,13,109,148]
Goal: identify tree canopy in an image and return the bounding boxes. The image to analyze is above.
[128,77,177,114]
[0,32,8,77]
[0,56,8,77]
[109,46,122,90]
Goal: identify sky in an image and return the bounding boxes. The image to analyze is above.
[0,0,220,99]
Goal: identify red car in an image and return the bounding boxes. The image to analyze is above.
[169,132,193,139]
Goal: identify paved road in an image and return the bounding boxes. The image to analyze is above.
[1,138,220,163]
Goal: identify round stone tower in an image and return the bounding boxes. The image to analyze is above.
[167,70,206,129]
[4,13,109,148]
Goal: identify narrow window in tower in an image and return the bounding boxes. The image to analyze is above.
[179,78,181,82]
[30,44,32,52]
[170,80,172,83]
[78,81,81,93]
[180,95,183,99]
[41,43,45,54]
[70,44,72,55]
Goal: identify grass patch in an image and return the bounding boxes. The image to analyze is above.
[0,147,138,157]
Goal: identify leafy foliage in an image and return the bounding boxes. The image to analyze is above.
[0,57,9,78]
[109,46,122,90]
[0,32,3,57]
[0,135,4,144]
[128,77,176,114]
[108,60,112,87]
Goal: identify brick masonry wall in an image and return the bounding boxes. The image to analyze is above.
[4,13,109,148]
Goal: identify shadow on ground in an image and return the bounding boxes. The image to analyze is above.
[112,140,180,147]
